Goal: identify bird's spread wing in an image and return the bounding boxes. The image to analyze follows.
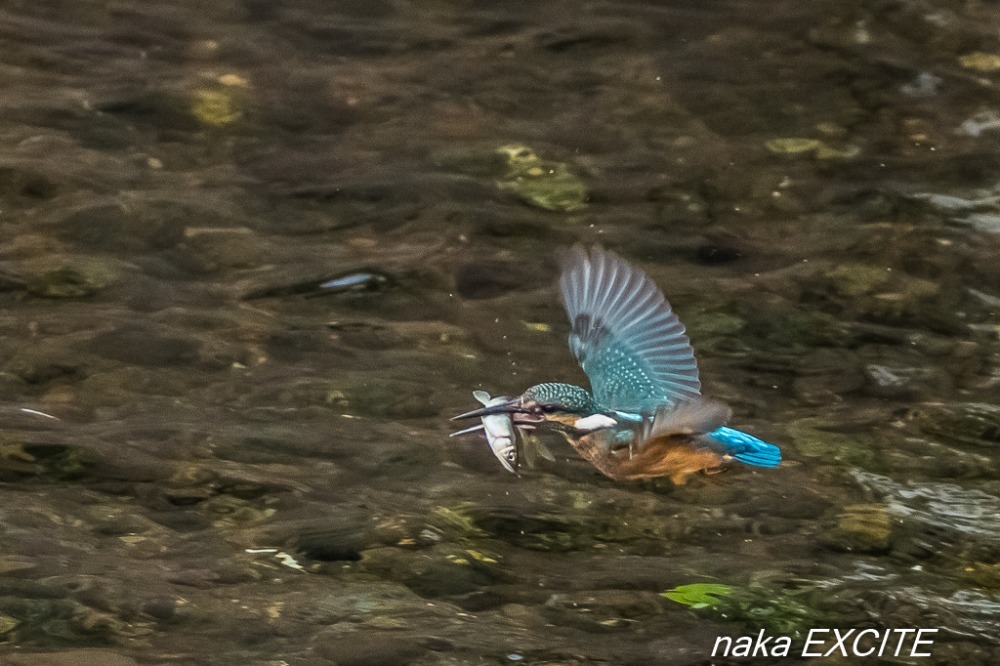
[560,244,701,413]
[641,399,731,442]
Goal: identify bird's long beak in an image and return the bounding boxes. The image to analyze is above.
[450,397,523,421]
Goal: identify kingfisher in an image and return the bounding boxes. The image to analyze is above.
[451,244,781,484]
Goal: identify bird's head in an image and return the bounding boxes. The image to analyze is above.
[452,382,615,431]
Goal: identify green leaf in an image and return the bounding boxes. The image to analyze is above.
[660,583,733,609]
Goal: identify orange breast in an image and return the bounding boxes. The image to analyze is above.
[568,432,726,485]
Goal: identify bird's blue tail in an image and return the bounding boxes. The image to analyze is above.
[706,426,781,468]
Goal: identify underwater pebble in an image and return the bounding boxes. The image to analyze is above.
[764,137,859,159]
[24,259,119,298]
[544,590,663,619]
[84,326,200,366]
[182,227,270,270]
[0,612,19,635]
[361,544,502,598]
[0,651,138,666]
[914,403,1000,448]
[312,631,427,665]
[0,555,39,575]
[855,471,1000,547]
[821,504,894,553]
[864,364,949,398]
[191,88,243,126]
[495,144,588,213]
[960,110,1000,137]
[958,52,1000,72]
[765,137,821,154]
[454,259,535,299]
[900,71,941,98]
[56,203,184,253]
[287,515,373,562]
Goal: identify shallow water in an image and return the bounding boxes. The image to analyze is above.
[1,0,999,664]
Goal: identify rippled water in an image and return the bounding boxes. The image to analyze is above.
[1,0,999,664]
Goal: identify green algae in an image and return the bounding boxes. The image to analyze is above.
[661,583,733,609]
[662,578,833,636]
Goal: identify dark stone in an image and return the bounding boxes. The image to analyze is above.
[327,321,404,350]
[0,166,58,204]
[313,632,426,665]
[146,509,212,532]
[455,260,532,299]
[56,203,185,253]
[141,598,178,622]
[293,524,368,562]
[84,326,200,366]
[1,650,137,666]
[697,242,744,264]
[264,328,333,362]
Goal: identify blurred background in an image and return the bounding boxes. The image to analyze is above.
[0,0,999,664]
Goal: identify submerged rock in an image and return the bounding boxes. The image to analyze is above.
[864,364,949,399]
[958,52,1000,73]
[726,586,828,636]
[544,589,664,627]
[821,504,894,553]
[84,325,201,366]
[311,631,428,666]
[764,137,860,159]
[825,263,892,298]
[853,471,1000,558]
[330,380,435,419]
[24,257,120,298]
[0,650,138,666]
[56,203,185,253]
[913,403,1000,448]
[495,144,588,213]
[181,226,270,270]
[191,87,244,127]
[454,258,536,299]
[0,612,19,635]
[786,418,881,469]
[360,543,504,599]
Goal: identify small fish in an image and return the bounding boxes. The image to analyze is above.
[318,272,387,292]
[450,390,519,473]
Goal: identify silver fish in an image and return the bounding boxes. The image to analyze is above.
[450,390,519,473]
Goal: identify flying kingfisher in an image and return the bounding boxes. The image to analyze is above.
[451,244,781,484]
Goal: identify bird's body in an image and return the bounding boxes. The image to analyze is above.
[571,398,734,484]
[452,244,780,483]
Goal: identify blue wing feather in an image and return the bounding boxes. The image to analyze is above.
[560,245,701,413]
